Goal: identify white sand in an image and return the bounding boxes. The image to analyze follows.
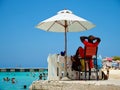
[109,69,120,79]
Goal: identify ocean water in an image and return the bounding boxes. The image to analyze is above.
[0,70,48,90]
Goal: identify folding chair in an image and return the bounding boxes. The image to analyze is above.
[84,46,98,80]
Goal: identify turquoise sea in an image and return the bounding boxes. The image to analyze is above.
[0,70,48,90]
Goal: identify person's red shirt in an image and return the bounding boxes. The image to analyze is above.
[83,40,99,47]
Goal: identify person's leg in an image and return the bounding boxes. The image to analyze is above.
[90,59,94,68]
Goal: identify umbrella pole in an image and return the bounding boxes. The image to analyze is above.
[64,20,67,77]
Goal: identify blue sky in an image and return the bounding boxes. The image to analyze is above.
[0,0,120,68]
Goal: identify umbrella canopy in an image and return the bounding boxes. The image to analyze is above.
[36,9,95,76]
[36,9,95,32]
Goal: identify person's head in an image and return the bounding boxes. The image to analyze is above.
[61,51,65,56]
[23,85,27,89]
[88,35,95,43]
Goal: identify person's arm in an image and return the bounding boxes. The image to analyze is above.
[94,37,101,43]
[80,36,88,43]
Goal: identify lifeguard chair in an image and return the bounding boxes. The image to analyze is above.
[83,46,98,80]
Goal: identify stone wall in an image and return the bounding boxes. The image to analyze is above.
[29,80,120,90]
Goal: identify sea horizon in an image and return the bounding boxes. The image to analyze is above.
[0,66,48,69]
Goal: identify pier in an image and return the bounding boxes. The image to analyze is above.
[0,68,48,72]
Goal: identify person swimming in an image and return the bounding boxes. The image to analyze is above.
[11,78,16,84]
[23,85,27,89]
[3,77,10,81]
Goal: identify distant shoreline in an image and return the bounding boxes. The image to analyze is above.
[0,68,48,72]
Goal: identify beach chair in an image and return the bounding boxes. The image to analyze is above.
[83,46,98,80]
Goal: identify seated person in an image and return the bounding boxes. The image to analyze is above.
[71,55,81,71]
[76,35,101,69]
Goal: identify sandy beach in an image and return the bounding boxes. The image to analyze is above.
[108,69,120,79]
[29,70,120,90]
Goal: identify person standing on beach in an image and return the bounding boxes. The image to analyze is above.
[106,67,109,79]
[58,51,65,79]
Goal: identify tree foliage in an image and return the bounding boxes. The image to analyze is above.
[112,56,120,61]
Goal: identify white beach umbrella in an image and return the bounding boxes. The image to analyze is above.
[36,9,95,76]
